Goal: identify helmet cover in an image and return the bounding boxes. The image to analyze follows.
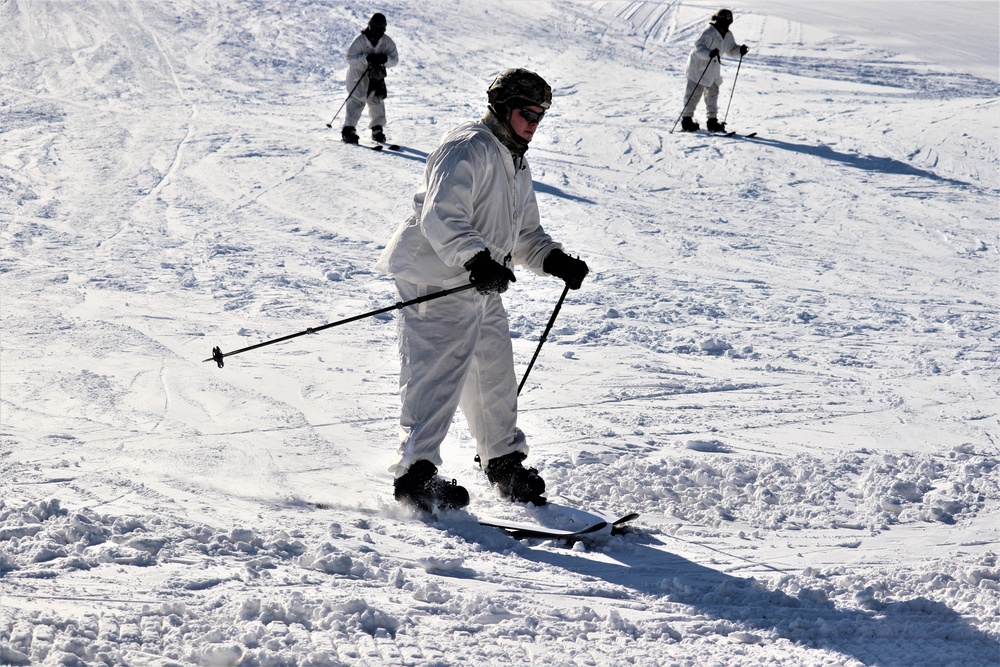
[487,68,552,110]
[712,9,733,23]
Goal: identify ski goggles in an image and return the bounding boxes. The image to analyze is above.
[517,108,545,124]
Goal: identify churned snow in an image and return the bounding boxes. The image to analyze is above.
[1,1,998,665]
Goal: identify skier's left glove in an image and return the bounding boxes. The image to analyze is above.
[366,53,389,65]
[740,44,749,56]
[543,249,589,290]
[465,250,516,295]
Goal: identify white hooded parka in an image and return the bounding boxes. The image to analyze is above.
[376,121,559,286]
[686,24,742,86]
[344,31,398,129]
[375,121,562,476]
[345,31,399,94]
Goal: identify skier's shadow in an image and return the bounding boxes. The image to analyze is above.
[383,147,596,204]
[741,135,975,188]
[379,145,428,163]
[533,181,596,204]
[515,536,999,667]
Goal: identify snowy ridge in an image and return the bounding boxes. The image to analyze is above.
[1,0,998,665]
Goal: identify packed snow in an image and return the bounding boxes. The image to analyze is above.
[1,1,998,665]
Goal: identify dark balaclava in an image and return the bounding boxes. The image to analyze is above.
[711,8,733,37]
[364,13,387,45]
[482,68,552,159]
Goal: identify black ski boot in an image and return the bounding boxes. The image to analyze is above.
[393,460,469,513]
[341,125,359,144]
[681,116,700,132]
[371,125,387,143]
[485,452,546,505]
[707,117,727,133]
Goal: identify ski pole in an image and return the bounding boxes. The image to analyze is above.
[722,53,744,125]
[205,283,476,368]
[325,64,372,128]
[669,57,714,134]
[517,283,570,395]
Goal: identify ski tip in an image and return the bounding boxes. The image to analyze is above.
[612,512,640,526]
[307,501,332,510]
[746,132,757,138]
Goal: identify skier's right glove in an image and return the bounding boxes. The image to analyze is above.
[366,53,389,65]
[543,249,589,290]
[740,44,749,56]
[709,48,720,60]
[465,250,516,295]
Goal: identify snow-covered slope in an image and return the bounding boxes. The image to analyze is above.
[1,1,997,665]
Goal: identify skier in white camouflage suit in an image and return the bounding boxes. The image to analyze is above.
[342,13,398,145]
[375,68,589,512]
[680,8,749,133]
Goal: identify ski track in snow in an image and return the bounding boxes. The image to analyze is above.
[1,1,998,665]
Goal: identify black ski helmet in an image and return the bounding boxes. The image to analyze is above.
[712,8,733,24]
[487,68,552,115]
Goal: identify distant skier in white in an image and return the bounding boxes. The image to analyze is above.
[680,8,749,132]
[375,68,590,512]
[342,13,398,145]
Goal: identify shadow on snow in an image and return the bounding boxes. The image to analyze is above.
[513,535,998,666]
[754,54,1000,100]
[532,180,597,204]
[742,135,977,189]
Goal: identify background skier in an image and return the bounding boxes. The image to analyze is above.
[680,8,749,132]
[342,13,398,144]
[375,68,589,512]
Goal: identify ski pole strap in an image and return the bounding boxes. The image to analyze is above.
[206,282,477,368]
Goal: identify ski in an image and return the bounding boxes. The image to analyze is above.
[305,499,638,541]
[477,516,608,540]
[610,511,640,535]
[344,141,400,152]
[478,511,639,541]
[714,130,756,138]
[679,130,755,138]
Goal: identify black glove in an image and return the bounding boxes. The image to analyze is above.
[709,48,720,60]
[740,44,749,56]
[366,53,388,65]
[543,249,589,290]
[465,250,516,295]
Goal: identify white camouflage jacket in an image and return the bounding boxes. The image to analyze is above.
[345,32,398,90]
[375,122,560,287]
[686,25,742,86]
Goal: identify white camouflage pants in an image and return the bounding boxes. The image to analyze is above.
[682,78,721,118]
[344,82,387,129]
[390,278,528,478]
